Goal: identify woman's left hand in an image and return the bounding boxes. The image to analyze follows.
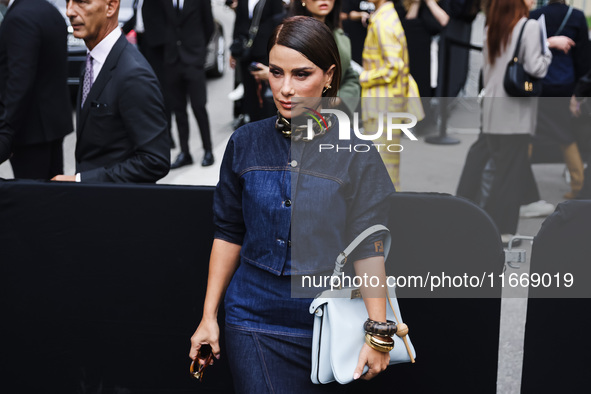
[250,63,269,82]
[353,343,390,380]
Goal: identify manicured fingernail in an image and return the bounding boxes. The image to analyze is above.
[215,354,220,359]
[353,373,360,380]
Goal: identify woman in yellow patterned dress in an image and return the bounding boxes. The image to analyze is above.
[360,0,423,189]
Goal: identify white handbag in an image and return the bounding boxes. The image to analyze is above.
[309,225,416,384]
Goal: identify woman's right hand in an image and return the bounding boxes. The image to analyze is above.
[189,317,221,364]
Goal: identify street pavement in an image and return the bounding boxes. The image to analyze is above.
[0,8,576,393]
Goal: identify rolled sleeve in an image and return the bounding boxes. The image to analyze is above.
[346,145,396,262]
[213,137,246,245]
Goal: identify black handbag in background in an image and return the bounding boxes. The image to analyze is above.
[503,21,542,97]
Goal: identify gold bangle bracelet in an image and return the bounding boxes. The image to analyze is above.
[364,333,394,353]
[369,333,395,347]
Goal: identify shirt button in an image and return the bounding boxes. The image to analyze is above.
[177,40,182,46]
[285,199,292,207]
[290,160,298,167]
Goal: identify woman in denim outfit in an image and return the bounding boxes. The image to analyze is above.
[189,16,395,393]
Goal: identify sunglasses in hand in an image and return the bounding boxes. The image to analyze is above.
[190,344,214,382]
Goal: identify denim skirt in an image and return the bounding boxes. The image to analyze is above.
[225,325,342,394]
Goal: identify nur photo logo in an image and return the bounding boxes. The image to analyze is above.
[301,108,418,153]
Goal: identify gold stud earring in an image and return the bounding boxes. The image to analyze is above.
[302,2,306,6]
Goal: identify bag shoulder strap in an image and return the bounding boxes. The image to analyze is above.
[333,225,414,363]
[247,0,267,46]
[512,19,529,61]
[332,225,391,277]
[554,6,573,37]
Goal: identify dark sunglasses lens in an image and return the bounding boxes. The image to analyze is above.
[198,344,212,358]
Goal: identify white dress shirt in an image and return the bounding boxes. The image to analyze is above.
[248,0,260,19]
[173,0,185,11]
[87,27,122,84]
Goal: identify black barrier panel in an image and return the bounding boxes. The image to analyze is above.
[385,192,505,298]
[348,193,504,393]
[528,200,591,298]
[0,182,505,393]
[521,200,591,392]
[0,180,233,393]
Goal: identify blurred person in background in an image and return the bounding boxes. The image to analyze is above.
[342,0,374,65]
[230,0,285,122]
[435,0,480,97]
[289,0,361,115]
[570,68,591,200]
[480,0,552,243]
[394,0,449,98]
[125,0,175,150]
[162,0,216,169]
[360,0,423,189]
[0,0,72,179]
[531,0,590,199]
[394,0,449,133]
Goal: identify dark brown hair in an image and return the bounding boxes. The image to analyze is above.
[268,16,341,97]
[486,0,529,64]
[289,0,343,31]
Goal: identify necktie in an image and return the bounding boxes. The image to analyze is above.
[82,53,94,107]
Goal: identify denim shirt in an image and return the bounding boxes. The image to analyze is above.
[214,116,395,276]
[215,117,395,335]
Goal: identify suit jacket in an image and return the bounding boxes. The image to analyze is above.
[232,0,285,64]
[0,0,72,160]
[141,0,168,48]
[75,34,170,183]
[149,0,215,67]
[142,0,214,64]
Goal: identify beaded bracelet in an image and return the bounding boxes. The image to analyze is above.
[364,318,397,337]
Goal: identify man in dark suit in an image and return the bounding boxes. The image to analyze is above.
[137,0,167,84]
[231,0,285,122]
[0,0,72,179]
[123,0,176,149]
[159,0,215,168]
[54,0,170,183]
